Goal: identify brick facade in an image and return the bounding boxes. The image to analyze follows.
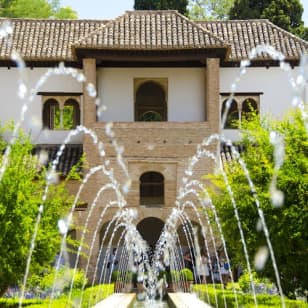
[72,59,220,279]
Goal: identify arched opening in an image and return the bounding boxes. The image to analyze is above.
[137,217,164,246]
[67,229,77,268]
[98,220,125,282]
[241,98,258,121]
[63,99,81,129]
[135,81,167,121]
[42,98,60,129]
[99,220,125,248]
[140,172,164,206]
[221,99,239,129]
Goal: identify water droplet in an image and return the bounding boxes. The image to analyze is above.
[123,179,132,194]
[38,150,48,165]
[18,83,27,99]
[58,219,69,235]
[230,83,236,92]
[21,104,28,113]
[58,62,65,73]
[296,75,304,85]
[185,170,193,176]
[254,246,269,270]
[256,219,262,232]
[77,73,86,82]
[105,122,113,135]
[147,144,154,150]
[0,20,13,38]
[271,190,284,207]
[95,98,100,106]
[240,59,250,67]
[46,170,59,185]
[291,96,301,107]
[86,83,97,97]
[117,145,124,154]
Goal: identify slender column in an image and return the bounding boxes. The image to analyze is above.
[82,58,97,127]
[205,58,220,132]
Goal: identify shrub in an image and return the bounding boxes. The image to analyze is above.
[238,271,278,295]
[180,268,194,281]
[192,284,308,308]
[0,284,114,307]
[37,267,87,295]
[170,270,180,283]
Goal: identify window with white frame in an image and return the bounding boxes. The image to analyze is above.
[41,94,81,130]
[220,93,261,129]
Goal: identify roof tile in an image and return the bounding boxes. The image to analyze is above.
[197,19,308,60]
[74,11,227,50]
[0,13,307,63]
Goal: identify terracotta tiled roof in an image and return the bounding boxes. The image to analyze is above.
[197,19,308,61]
[33,144,83,175]
[0,12,307,63]
[0,18,106,61]
[74,10,227,51]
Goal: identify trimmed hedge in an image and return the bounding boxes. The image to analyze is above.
[192,284,308,308]
[0,299,42,307]
[0,284,114,308]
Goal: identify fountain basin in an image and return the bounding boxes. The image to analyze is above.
[92,293,136,308]
[168,292,213,308]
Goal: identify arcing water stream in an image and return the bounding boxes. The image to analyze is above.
[0,20,307,308]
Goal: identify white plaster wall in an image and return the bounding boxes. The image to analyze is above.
[220,66,303,141]
[0,67,83,144]
[97,68,205,122]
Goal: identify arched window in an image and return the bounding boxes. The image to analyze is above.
[63,99,81,129]
[221,99,239,129]
[140,172,164,206]
[42,99,60,129]
[42,97,81,130]
[135,81,167,121]
[242,98,258,121]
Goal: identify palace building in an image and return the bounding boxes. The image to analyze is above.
[0,10,307,278]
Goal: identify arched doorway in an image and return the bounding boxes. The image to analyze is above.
[135,81,167,121]
[137,217,164,246]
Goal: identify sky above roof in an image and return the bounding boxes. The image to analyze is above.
[61,0,308,26]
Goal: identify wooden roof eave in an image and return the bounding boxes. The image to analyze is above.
[221,55,302,67]
[71,44,231,65]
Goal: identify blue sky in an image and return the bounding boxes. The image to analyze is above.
[61,0,308,26]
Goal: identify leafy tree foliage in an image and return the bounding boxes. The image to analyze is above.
[0,125,80,296]
[0,0,77,19]
[207,110,308,297]
[188,0,234,20]
[229,0,307,40]
[134,0,188,15]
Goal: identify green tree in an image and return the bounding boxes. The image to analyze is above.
[229,0,307,40]
[207,110,308,297]
[0,0,77,19]
[0,125,80,296]
[134,0,188,15]
[188,0,234,20]
[229,0,271,19]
